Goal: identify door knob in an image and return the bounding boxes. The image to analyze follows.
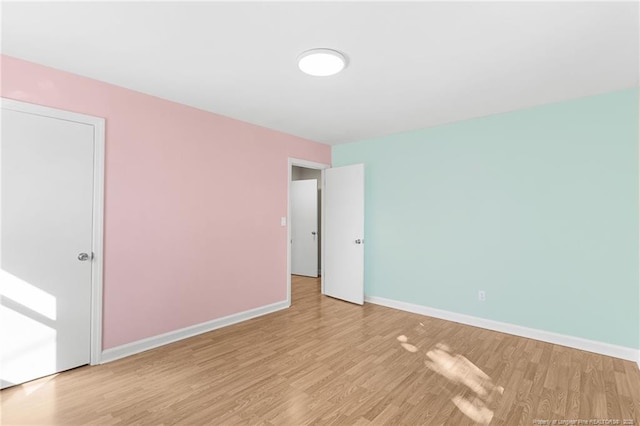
[355,239,362,244]
[311,232,317,235]
[77,252,91,261]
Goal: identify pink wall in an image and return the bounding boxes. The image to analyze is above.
[1,55,331,349]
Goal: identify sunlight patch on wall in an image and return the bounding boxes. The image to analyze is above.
[0,269,57,388]
[0,269,56,320]
[1,306,57,387]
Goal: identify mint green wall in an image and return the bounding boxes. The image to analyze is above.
[333,89,639,349]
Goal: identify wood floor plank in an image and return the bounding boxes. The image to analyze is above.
[2,276,639,425]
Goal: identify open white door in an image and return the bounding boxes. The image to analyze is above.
[291,179,318,277]
[1,101,102,388]
[323,164,364,305]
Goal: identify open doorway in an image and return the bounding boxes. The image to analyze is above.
[291,166,321,277]
[287,158,329,305]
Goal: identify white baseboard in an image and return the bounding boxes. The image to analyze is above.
[101,300,290,364]
[365,295,640,365]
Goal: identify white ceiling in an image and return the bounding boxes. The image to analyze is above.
[2,1,638,145]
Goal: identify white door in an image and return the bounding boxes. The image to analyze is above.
[291,179,318,277]
[1,106,95,388]
[323,164,364,305]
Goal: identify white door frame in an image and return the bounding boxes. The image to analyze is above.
[287,158,330,306]
[1,98,105,365]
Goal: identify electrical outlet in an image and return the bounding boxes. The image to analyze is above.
[478,290,486,301]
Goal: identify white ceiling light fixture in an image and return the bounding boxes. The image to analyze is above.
[297,48,348,77]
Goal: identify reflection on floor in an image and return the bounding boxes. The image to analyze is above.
[398,337,503,424]
[1,275,639,425]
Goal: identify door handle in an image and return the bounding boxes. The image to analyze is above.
[77,252,92,261]
[355,239,362,244]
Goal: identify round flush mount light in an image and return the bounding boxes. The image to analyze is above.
[297,48,348,77]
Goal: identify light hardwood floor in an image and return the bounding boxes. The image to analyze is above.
[2,275,639,425]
